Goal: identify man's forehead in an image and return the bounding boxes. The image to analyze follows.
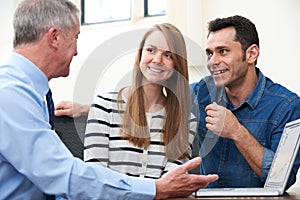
[206,28,239,49]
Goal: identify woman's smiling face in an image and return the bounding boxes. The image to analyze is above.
[139,30,175,84]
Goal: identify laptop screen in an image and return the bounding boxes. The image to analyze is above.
[265,120,300,189]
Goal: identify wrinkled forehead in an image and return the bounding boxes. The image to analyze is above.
[144,30,169,51]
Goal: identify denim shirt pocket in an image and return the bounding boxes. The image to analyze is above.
[241,121,273,146]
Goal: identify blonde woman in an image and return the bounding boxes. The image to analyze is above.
[84,23,197,179]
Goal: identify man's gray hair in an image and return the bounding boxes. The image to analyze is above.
[13,0,80,48]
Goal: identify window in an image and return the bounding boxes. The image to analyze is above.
[145,0,166,17]
[81,0,166,25]
[81,0,131,24]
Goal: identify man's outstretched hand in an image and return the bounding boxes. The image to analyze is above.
[155,157,218,199]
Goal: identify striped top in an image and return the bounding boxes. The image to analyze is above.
[84,92,197,179]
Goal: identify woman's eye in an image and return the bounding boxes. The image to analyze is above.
[147,48,154,53]
[165,53,172,59]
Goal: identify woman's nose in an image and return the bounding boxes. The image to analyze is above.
[152,52,163,64]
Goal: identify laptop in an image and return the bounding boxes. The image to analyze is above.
[195,118,300,197]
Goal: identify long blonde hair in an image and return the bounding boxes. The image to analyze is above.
[118,23,190,160]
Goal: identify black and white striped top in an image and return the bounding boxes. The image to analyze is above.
[84,92,197,179]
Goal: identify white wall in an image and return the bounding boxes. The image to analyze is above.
[0,0,14,53]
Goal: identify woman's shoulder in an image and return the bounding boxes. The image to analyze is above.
[97,91,119,99]
[95,89,129,106]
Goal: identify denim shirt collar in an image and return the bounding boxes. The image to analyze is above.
[213,67,266,110]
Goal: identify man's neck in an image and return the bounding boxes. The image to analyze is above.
[225,68,258,107]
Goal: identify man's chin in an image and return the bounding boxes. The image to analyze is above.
[213,79,226,88]
[61,70,70,77]
[54,73,69,79]
[62,73,69,77]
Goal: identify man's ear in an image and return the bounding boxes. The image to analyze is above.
[246,44,259,65]
[47,27,60,48]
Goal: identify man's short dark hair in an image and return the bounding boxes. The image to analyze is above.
[207,15,259,56]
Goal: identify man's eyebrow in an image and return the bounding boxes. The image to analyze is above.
[215,45,228,49]
[206,46,228,52]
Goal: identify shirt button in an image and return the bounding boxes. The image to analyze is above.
[218,180,223,185]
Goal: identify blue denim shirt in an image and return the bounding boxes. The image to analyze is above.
[190,68,300,190]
